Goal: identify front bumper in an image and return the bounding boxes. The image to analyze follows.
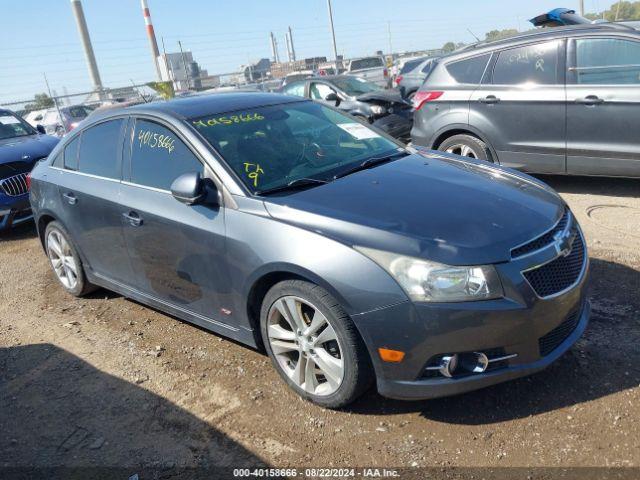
[0,194,33,231]
[352,229,590,401]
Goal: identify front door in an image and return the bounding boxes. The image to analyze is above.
[119,117,229,322]
[566,36,640,176]
[471,39,566,173]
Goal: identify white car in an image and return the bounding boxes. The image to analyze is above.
[346,56,389,88]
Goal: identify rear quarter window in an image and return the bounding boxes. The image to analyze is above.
[63,135,80,171]
[445,54,491,84]
[492,41,559,85]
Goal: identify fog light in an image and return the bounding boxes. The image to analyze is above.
[459,352,489,373]
[438,354,458,377]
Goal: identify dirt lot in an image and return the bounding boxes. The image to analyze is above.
[1,175,639,477]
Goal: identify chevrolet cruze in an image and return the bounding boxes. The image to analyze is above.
[30,93,590,408]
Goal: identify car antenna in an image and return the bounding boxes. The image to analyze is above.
[467,28,481,42]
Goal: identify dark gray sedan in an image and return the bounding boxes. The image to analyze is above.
[30,93,589,408]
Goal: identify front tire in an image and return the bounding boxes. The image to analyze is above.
[438,134,491,161]
[45,221,96,297]
[260,280,373,408]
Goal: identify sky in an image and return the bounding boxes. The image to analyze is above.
[1,0,612,104]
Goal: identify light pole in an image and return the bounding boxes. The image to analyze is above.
[326,0,339,70]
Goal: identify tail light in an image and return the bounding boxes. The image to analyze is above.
[26,173,31,191]
[413,91,444,110]
[395,75,403,85]
[383,68,388,77]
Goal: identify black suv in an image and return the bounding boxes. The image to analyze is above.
[411,24,640,177]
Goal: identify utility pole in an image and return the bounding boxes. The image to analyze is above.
[288,26,296,62]
[579,0,584,16]
[69,0,103,98]
[178,41,191,90]
[326,0,339,70]
[387,21,393,56]
[140,0,162,81]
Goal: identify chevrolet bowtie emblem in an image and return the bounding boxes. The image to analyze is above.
[553,226,576,257]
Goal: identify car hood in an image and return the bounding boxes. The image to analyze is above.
[356,89,408,105]
[0,134,59,165]
[263,152,565,265]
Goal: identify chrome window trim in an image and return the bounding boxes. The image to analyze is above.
[121,180,171,195]
[49,166,120,183]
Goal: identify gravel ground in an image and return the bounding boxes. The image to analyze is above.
[0,175,639,476]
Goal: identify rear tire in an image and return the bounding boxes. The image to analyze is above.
[260,280,373,409]
[438,134,491,162]
[44,221,97,297]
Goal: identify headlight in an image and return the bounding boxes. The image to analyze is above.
[355,247,503,303]
[370,105,386,115]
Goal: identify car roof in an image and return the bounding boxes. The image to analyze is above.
[447,23,639,60]
[98,92,305,120]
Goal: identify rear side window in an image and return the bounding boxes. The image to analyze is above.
[446,54,491,84]
[63,135,80,171]
[78,119,123,179]
[493,41,559,85]
[350,57,383,70]
[576,38,640,84]
[400,58,424,74]
[130,119,203,191]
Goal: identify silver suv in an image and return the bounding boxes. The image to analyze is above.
[411,24,640,177]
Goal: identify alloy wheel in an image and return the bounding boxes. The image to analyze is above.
[445,144,478,158]
[46,229,79,290]
[267,296,344,396]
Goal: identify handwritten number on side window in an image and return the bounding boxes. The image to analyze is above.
[138,129,175,153]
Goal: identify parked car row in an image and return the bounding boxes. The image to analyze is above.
[23,104,95,137]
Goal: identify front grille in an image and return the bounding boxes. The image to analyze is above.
[0,173,29,197]
[512,210,569,258]
[538,310,580,356]
[522,232,585,297]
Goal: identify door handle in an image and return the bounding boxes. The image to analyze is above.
[479,95,500,104]
[576,95,604,105]
[122,211,143,227]
[62,192,77,205]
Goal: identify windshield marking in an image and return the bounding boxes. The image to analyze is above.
[192,112,264,128]
[244,162,265,187]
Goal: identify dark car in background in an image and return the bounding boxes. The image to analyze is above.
[411,24,640,177]
[282,75,413,141]
[30,93,589,408]
[0,109,58,231]
[395,56,440,100]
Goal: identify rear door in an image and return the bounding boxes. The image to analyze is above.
[470,39,566,173]
[119,117,228,321]
[566,36,640,176]
[53,118,134,284]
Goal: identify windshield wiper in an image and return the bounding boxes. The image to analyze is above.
[333,150,409,180]
[255,177,328,196]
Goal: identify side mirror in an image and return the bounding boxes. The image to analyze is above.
[324,92,340,106]
[170,172,217,206]
[36,124,46,134]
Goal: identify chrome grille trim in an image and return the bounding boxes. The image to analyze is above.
[0,172,29,197]
[511,209,571,259]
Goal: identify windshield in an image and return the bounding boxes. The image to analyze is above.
[350,57,383,70]
[190,101,401,194]
[331,76,382,96]
[0,113,34,140]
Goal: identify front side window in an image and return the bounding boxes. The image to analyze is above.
[493,41,559,85]
[63,135,80,171]
[0,113,33,140]
[282,81,305,98]
[446,53,491,84]
[190,101,401,194]
[576,38,640,84]
[130,119,203,190]
[309,83,336,100]
[78,119,123,179]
